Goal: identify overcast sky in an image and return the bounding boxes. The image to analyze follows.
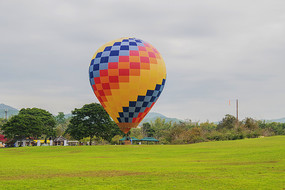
[1,0,285,122]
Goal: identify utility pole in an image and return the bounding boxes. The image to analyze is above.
[5,109,8,120]
[236,99,238,121]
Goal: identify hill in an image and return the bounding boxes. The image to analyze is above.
[0,104,19,119]
[267,117,285,123]
[140,112,182,125]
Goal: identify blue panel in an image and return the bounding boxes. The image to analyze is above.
[129,113,134,118]
[90,78,95,85]
[111,46,120,50]
[93,70,100,78]
[90,59,95,65]
[129,46,139,51]
[146,90,154,96]
[102,51,110,57]
[120,45,129,50]
[135,107,141,112]
[117,118,122,122]
[119,50,129,56]
[93,64,99,71]
[94,58,100,64]
[89,71,93,78]
[108,56,119,62]
[150,96,156,102]
[142,102,148,107]
[155,85,161,91]
[100,57,109,63]
[119,112,124,118]
[152,91,159,97]
[136,42,144,47]
[137,96,145,101]
[99,63,108,70]
[122,39,129,42]
[110,50,119,56]
[121,42,129,46]
[129,101,136,107]
[129,107,135,113]
[144,96,151,102]
[113,42,121,46]
[96,52,102,58]
[123,107,129,112]
[104,46,112,51]
[136,102,143,107]
[129,42,137,46]
[133,112,139,118]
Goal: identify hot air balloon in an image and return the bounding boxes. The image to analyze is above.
[89,37,166,134]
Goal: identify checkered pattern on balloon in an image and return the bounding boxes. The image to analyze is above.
[89,37,167,133]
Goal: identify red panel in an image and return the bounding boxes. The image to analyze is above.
[94,77,101,84]
[144,42,151,47]
[100,70,108,76]
[130,50,139,56]
[119,56,129,62]
[119,69,129,76]
[108,62,118,69]
[130,62,140,69]
[102,83,110,89]
[148,52,156,58]
[140,56,150,63]
[109,76,119,83]
[98,90,105,96]
[138,46,147,51]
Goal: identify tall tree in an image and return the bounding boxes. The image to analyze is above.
[19,108,56,141]
[2,114,43,139]
[55,112,66,124]
[66,103,115,145]
[217,114,238,130]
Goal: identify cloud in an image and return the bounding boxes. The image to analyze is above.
[1,0,285,121]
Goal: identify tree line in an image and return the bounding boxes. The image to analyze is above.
[1,103,284,145]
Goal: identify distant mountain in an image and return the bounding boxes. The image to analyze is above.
[139,112,183,125]
[0,104,19,119]
[266,117,285,123]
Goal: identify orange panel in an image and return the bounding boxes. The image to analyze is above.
[130,56,140,62]
[119,76,129,82]
[104,89,112,96]
[140,62,150,70]
[118,62,130,69]
[130,69,140,76]
[110,83,120,89]
[139,51,148,57]
[150,58,157,64]
[108,69,119,76]
[100,76,109,83]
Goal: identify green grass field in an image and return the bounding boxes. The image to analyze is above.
[0,136,284,190]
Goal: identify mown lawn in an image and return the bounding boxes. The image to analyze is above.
[0,136,284,190]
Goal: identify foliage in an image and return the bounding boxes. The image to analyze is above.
[55,112,66,124]
[18,108,56,139]
[2,114,43,139]
[111,135,123,145]
[66,103,117,145]
[217,114,238,130]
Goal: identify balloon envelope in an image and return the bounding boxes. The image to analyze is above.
[89,37,166,133]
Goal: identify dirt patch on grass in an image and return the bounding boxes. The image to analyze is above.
[223,161,278,165]
[1,170,145,180]
[69,150,82,154]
